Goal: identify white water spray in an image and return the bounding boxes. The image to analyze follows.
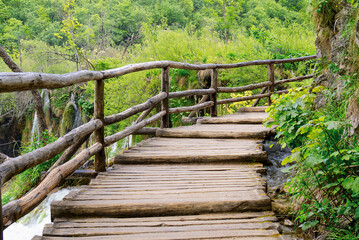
[4,188,74,240]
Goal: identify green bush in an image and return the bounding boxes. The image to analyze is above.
[265,87,359,237]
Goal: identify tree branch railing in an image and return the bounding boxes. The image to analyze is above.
[0,55,316,232]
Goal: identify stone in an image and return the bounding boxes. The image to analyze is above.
[284,219,294,226]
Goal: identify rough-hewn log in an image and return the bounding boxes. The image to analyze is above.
[104,92,167,125]
[2,143,102,228]
[0,71,104,93]
[181,117,202,124]
[274,75,314,86]
[210,69,218,117]
[169,102,214,114]
[0,56,316,93]
[133,127,158,135]
[102,55,316,79]
[104,111,166,147]
[252,87,267,107]
[45,133,91,175]
[161,67,170,128]
[0,119,103,185]
[268,64,275,106]
[94,80,106,172]
[168,89,215,99]
[275,89,289,95]
[217,93,271,105]
[218,82,271,93]
[188,95,209,118]
[134,106,155,124]
[66,170,98,180]
[0,153,9,164]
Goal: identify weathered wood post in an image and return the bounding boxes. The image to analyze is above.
[267,63,275,106]
[94,79,106,172]
[161,66,170,128]
[210,68,218,117]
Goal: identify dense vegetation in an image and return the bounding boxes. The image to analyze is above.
[9,1,359,239]
[266,1,359,238]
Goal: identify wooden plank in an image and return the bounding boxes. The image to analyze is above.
[237,107,267,112]
[155,124,270,139]
[197,112,268,124]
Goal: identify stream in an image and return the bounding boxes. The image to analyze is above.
[4,188,73,240]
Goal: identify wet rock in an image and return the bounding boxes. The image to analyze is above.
[284,219,294,226]
[272,199,291,215]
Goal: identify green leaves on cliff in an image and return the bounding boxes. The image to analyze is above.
[266,87,359,237]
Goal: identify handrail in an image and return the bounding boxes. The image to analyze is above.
[0,55,316,93]
[0,55,317,230]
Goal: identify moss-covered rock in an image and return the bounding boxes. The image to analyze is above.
[60,102,76,136]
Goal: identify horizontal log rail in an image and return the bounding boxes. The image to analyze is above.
[0,119,103,185]
[104,111,166,147]
[2,143,102,228]
[169,89,215,98]
[0,55,317,233]
[169,102,214,114]
[218,82,271,93]
[104,92,167,125]
[217,93,271,105]
[0,55,316,93]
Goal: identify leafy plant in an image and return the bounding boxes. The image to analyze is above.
[265,86,359,237]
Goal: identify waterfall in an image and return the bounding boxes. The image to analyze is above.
[108,142,118,159]
[4,188,74,240]
[30,112,39,141]
[70,92,81,129]
[43,90,50,111]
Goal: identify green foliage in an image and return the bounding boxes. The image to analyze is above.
[2,131,59,205]
[265,87,359,237]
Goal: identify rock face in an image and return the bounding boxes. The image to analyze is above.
[0,115,24,157]
[314,2,359,135]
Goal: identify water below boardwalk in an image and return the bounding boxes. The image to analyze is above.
[4,188,74,240]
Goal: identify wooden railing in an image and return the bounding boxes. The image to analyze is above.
[0,55,316,234]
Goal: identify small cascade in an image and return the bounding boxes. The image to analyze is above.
[43,90,50,111]
[4,188,74,240]
[70,92,81,129]
[264,140,291,189]
[108,141,118,159]
[30,112,39,141]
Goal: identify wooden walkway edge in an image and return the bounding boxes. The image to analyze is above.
[34,107,292,239]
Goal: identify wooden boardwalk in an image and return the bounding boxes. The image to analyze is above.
[34,107,291,239]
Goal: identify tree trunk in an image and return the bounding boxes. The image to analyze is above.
[0,46,48,134]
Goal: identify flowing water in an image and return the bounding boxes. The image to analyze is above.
[30,112,38,141]
[264,140,292,189]
[4,188,73,240]
[70,92,82,129]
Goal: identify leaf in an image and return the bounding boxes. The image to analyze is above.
[300,220,319,231]
[282,151,301,165]
[326,121,341,130]
[305,155,324,167]
[355,207,359,220]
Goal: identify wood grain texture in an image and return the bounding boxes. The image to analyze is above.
[34,212,292,240]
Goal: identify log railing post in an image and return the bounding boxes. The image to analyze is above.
[94,79,106,172]
[210,68,218,117]
[161,66,170,128]
[267,63,275,106]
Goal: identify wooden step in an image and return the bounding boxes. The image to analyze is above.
[197,112,268,124]
[51,165,271,220]
[155,124,272,139]
[34,212,293,240]
[116,138,267,164]
[237,107,267,112]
